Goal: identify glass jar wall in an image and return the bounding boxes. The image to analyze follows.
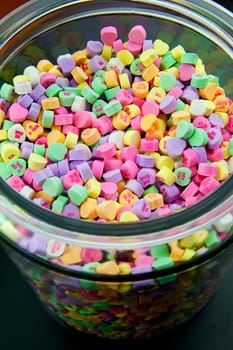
[0,0,232,339]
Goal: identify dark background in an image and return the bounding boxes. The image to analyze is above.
[0,0,233,349]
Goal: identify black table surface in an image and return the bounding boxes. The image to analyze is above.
[0,0,233,349]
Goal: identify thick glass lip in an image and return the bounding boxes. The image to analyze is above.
[0,0,232,64]
[0,0,232,244]
[2,224,233,282]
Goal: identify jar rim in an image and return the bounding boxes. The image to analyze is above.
[2,227,233,281]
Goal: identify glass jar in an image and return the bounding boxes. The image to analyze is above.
[0,0,232,339]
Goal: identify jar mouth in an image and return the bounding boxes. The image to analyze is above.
[0,0,233,243]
